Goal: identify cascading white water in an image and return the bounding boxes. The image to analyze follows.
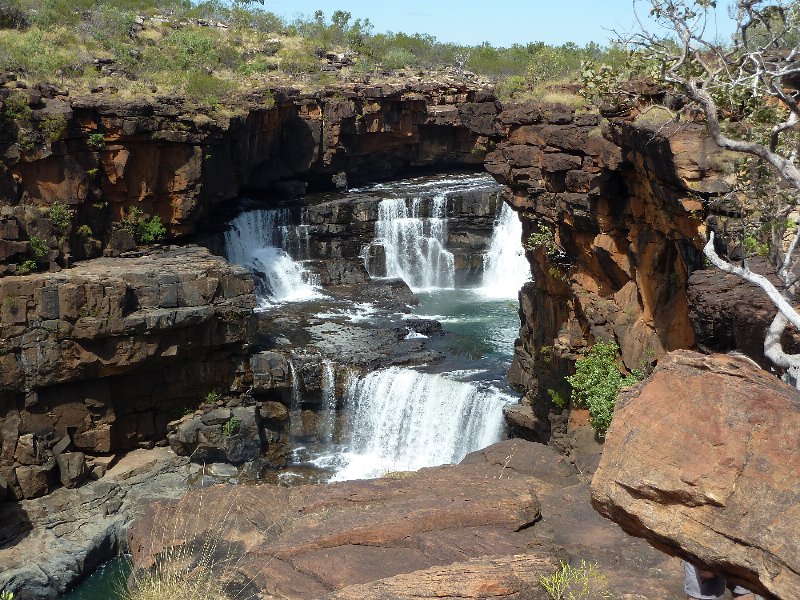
[224,208,322,307]
[288,360,303,440]
[332,367,514,481]
[371,194,455,290]
[316,360,337,443]
[480,202,531,298]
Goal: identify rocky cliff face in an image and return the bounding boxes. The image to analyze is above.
[486,105,735,447]
[0,246,256,499]
[0,83,498,273]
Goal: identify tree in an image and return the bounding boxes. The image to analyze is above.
[629,0,800,378]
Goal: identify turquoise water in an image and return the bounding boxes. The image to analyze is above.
[60,557,129,600]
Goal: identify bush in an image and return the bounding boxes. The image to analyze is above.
[76,224,92,238]
[27,235,48,263]
[120,206,166,244]
[40,113,68,142]
[88,132,106,149]
[221,416,240,437]
[15,258,38,275]
[566,340,642,435]
[381,47,416,70]
[2,92,31,123]
[277,43,319,75]
[47,201,73,232]
[183,71,234,106]
[540,559,612,599]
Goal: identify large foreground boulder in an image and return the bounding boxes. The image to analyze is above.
[591,350,800,599]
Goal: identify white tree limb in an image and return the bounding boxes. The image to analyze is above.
[763,312,800,370]
[704,231,800,332]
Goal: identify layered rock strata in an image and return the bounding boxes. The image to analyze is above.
[0,246,256,499]
[591,350,800,600]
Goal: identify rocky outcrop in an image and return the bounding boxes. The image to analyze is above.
[0,447,189,599]
[0,246,256,499]
[591,350,800,600]
[487,104,735,446]
[127,439,685,600]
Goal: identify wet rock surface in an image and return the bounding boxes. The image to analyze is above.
[128,439,684,600]
[591,350,800,600]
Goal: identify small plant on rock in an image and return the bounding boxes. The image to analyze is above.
[16,259,38,275]
[76,224,93,238]
[540,559,612,599]
[2,92,32,123]
[222,416,240,437]
[566,340,642,436]
[1,590,16,600]
[40,114,68,142]
[119,206,167,245]
[205,390,222,404]
[27,235,48,264]
[47,201,73,233]
[88,132,106,150]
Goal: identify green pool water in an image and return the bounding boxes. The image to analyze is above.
[60,557,130,600]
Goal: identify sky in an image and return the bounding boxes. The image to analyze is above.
[263,0,739,47]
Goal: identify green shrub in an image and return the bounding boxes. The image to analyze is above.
[88,133,106,150]
[183,71,234,107]
[47,201,73,232]
[566,340,642,435]
[0,27,81,79]
[15,259,38,275]
[27,235,48,263]
[381,47,416,70]
[120,206,166,244]
[40,114,68,142]
[540,559,612,599]
[2,92,32,123]
[205,390,221,404]
[547,388,567,409]
[76,224,92,238]
[222,416,240,437]
[277,43,319,75]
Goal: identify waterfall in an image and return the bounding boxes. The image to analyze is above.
[288,360,303,440]
[224,208,322,307]
[369,194,455,290]
[480,202,531,298]
[317,360,337,443]
[332,367,514,481]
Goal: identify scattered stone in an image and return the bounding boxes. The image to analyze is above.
[56,452,87,488]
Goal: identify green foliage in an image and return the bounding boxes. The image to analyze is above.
[76,224,93,238]
[40,113,68,142]
[548,388,568,409]
[120,206,166,244]
[540,560,612,599]
[0,27,81,79]
[0,590,15,600]
[47,201,73,233]
[566,340,642,435]
[221,416,240,437]
[27,235,48,263]
[87,133,106,150]
[16,259,38,274]
[183,72,234,106]
[2,92,32,123]
[277,42,319,75]
[205,390,221,404]
[381,47,416,70]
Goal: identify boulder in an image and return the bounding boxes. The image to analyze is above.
[56,452,87,488]
[14,458,56,499]
[591,350,800,600]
